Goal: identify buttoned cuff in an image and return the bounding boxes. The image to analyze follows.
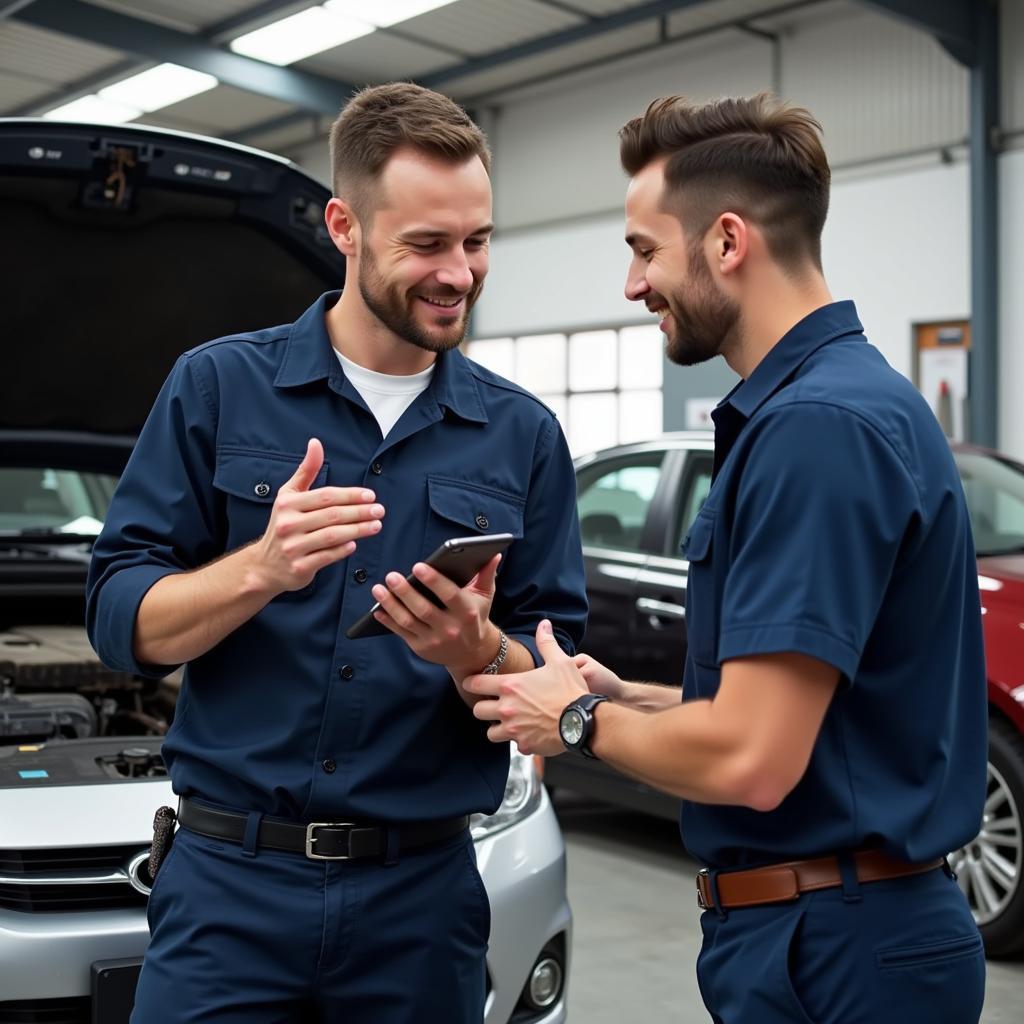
[93,564,184,678]
[718,622,860,683]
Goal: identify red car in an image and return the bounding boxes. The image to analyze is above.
[547,434,1024,956]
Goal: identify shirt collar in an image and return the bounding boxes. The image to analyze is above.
[275,290,488,424]
[720,300,865,420]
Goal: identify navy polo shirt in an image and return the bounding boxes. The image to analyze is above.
[680,301,987,869]
[86,291,588,823]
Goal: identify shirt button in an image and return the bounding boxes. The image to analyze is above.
[338,665,355,681]
[475,514,489,530]
[370,462,384,475]
[353,568,368,584]
[254,481,271,498]
[322,758,337,774]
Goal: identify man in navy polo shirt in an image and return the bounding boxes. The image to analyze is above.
[86,83,586,1024]
[470,93,986,1022]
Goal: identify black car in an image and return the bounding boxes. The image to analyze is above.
[549,432,1024,956]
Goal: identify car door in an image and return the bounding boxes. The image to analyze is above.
[575,446,674,672]
[632,444,714,687]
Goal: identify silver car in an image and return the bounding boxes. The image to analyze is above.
[0,117,570,1023]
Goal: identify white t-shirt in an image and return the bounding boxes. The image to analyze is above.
[335,350,435,439]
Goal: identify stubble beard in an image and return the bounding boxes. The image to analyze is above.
[358,244,481,355]
[664,244,741,367]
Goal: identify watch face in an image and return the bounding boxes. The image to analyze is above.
[561,708,584,746]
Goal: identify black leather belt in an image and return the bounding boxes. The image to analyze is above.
[178,798,469,862]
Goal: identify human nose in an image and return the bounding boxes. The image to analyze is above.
[624,259,650,302]
[436,250,475,292]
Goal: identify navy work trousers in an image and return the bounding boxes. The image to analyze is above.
[695,865,985,1023]
[131,822,489,1023]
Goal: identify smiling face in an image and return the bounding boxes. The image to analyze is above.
[623,160,739,366]
[355,148,492,354]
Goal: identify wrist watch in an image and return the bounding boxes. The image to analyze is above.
[482,628,509,675]
[558,693,609,759]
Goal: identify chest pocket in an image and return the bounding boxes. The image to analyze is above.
[214,447,329,598]
[424,476,525,560]
[681,508,718,668]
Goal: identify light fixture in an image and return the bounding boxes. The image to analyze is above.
[229,5,373,65]
[43,94,143,124]
[99,63,217,113]
[325,0,458,27]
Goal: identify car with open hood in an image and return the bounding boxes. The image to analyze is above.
[0,118,569,1024]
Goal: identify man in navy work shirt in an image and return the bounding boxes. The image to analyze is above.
[86,83,586,1024]
[469,94,987,1022]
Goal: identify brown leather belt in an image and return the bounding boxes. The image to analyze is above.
[696,850,946,911]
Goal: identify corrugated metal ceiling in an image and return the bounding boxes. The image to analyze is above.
[0,0,898,154]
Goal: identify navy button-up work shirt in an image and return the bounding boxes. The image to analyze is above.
[86,292,588,822]
[680,301,987,869]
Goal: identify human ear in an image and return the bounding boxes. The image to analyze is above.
[715,212,748,275]
[324,198,360,257]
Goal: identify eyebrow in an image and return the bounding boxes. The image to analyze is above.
[625,232,654,249]
[402,223,494,240]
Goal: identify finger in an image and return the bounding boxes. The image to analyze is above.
[291,539,357,577]
[381,571,445,623]
[371,582,428,637]
[287,517,382,557]
[285,501,385,535]
[486,723,513,744]
[281,438,324,494]
[573,653,591,669]
[410,562,461,607]
[288,486,378,512]
[463,673,503,698]
[469,554,502,595]
[372,608,417,642]
[471,698,502,722]
[536,619,569,665]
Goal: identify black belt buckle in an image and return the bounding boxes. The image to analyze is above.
[305,821,357,860]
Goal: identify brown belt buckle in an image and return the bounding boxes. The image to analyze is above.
[696,868,710,910]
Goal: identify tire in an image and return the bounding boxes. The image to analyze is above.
[949,716,1024,958]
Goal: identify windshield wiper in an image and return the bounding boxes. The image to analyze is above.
[0,529,98,544]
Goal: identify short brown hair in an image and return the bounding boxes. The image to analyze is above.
[619,93,830,271]
[329,82,490,217]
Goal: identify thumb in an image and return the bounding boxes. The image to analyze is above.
[283,438,324,493]
[471,553,502,594]
[536,619,567,664]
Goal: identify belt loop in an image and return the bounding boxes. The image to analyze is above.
[384,825,400,867]
[942,856,958,882]
[838,851,861,903]
[241,811,263,858]
[708,870,729,922]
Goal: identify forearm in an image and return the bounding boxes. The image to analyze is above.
[133,543,278,666]
[611,679,681,712]
[589,699,759,806]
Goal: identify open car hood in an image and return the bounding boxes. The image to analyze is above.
[0,119,344,435]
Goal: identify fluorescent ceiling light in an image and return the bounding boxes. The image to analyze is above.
[99,63,217,113]
[230,5,373,65]
[325,0,458,27]
[43,94,142,124]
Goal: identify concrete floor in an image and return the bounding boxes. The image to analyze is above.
[551,791,1024,1023]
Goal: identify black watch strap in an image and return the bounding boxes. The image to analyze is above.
[560,693,609,759]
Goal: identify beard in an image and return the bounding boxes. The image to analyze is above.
[358,243,482,354]
[663,243,741,367]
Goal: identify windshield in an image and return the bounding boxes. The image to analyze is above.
[0,467,117,536]
[955,451,1024,557]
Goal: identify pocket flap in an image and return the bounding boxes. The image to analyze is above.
[681,509,714,562]
[214,448,329,503]
[427,476,525,538]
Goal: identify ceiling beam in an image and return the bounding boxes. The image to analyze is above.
[11,0,356,114]
[420,0,714,88]
[855,0,977,66]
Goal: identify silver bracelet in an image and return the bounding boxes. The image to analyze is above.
[482,629,509,675]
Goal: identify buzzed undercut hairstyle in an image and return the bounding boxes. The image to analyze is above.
[619,93,830,272]
[329,82,491,220]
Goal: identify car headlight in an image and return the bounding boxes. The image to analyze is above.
[470,744,543,840]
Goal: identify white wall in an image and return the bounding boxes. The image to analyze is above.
[1000,149,1024,462]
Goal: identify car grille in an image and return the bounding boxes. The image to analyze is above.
[0,845,149,913]
[0,997,89,1023]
